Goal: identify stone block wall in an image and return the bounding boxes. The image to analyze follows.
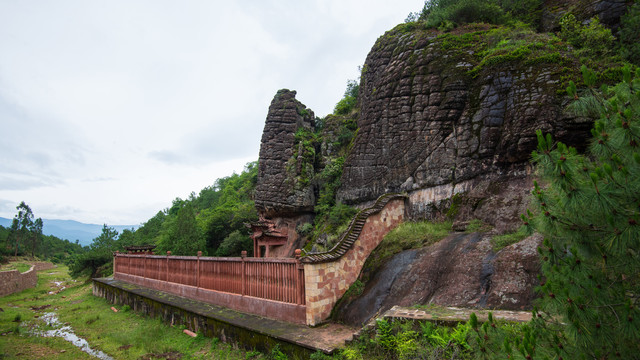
[303,199,406,325]
[31,262,55,272]
[0,266,37,297]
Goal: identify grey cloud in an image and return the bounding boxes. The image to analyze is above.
[0,172,62,191]
[0,198,16,213]
[148,150,185,165]
[148,118,261,167]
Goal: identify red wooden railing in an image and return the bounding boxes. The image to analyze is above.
[113,252,305,305]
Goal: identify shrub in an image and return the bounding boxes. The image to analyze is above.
[619,2,640,65]
[490,226,528,252]
[424,0,508,28]
[215,230,252,257]
[334,80,359,115]
[69,249,112,278]
[559,14,614,59]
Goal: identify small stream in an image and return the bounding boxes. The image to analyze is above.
[32,312,113,360]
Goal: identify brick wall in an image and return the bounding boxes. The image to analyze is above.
[303,198,406,325]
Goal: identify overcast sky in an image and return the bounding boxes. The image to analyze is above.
[0,0,423,225]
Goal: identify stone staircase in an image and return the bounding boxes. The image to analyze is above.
[301,193,407,264]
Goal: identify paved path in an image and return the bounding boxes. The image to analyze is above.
[94,278,357,354]
[95,279,532,354]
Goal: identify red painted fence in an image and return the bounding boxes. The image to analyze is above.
[113,253,305,305]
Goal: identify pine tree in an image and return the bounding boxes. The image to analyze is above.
[10,202,34,256]
[526,65,640,359]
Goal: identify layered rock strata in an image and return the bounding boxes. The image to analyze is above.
[337,27,591,218]
[255,89,316,217]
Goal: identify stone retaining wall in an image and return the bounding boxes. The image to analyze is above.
[0,266,37,297]
[303,198,406,325]
[31,262,56,272]
[0,262,55,297]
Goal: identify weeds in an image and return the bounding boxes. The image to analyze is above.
[465,219,492,233]
[490,226,528,252]
[0,264,262,359]
[360,220,451,284]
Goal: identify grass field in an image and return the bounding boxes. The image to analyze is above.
[0,264,266,359]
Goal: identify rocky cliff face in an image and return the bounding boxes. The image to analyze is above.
[337,25,591,223]
[540,0,629,32]
[334,233,543,326]
[251,12,613,311]
[255,89,316,217]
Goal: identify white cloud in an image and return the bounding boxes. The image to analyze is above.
[0,0,423,224]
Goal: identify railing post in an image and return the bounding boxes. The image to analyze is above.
[143,252,147,282]
[113,251,119,277]
[294,249,303,305]
[197,251,202,289]
[166,251,171,283]
[241,250,247,296]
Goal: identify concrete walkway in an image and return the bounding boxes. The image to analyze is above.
[95,278,532,355]
[94,278,357,354]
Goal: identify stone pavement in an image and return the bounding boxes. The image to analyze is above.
[94,277,357,355]
[94,278,533,355]
[379,305,532,324]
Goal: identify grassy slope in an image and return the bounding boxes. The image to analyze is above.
[0,265,262,360]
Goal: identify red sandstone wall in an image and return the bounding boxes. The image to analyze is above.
[114,272,306,324]
[303,199,406,325]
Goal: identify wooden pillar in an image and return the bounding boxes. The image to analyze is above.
[143,253,147,282]
[113,251,119,277]
[197,251,202,289]
[253,236,258,258]
[166,251,171,283]
[294,249,303,305]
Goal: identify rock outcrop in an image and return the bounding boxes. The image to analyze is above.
[255,89,316,217]
[334,233,543,326]
[337,26,591,220]
[250,1,629,314]
[540,0,630,32]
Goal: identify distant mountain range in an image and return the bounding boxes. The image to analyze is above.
[0,217,138,247]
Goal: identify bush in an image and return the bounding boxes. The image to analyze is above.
[425,0,508,28]
[619,2,640,65]
[296,223,313,237]
[559,14,614,58]
[215,230,252,257]
[334,80,359,115]
[69,250,112,278]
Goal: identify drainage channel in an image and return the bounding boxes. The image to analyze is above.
[31,312,113,360]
